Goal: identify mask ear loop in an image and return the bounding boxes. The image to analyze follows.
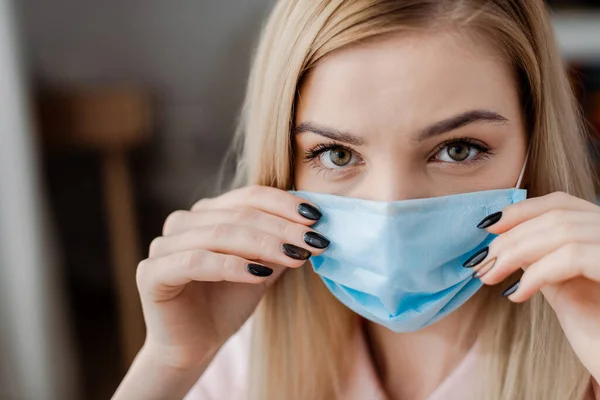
[515,150,529,189]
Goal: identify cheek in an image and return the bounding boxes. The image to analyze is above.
[437,136,526,192]
[490,132,528,186]
[293,142,338,192]
[292,136,316,189]
[293,159,326,192]
[294,168,313,191]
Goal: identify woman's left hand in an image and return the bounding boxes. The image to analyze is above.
[476,191,600,382]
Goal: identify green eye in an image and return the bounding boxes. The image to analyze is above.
[435,140,485,163]
[327,148,352,166]
[304,143,362,172]
[447,144,470,161]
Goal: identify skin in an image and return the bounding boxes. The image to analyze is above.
[114,30,600,400]
[294,30,599,398]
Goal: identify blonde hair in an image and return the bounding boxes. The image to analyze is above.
[226,1,597,399]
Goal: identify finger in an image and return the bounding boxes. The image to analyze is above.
[506,243,600,302]
[480,191,600,235]
[163,208,291,237]
[149,224,312,268]
[476,211,600,285]
[161,209,329,252]
[190,185,322,226]
[136,249,277,291]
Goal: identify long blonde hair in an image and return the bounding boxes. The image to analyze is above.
[226,1,597,399]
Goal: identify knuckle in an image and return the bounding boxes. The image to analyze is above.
[501,238,518,257]
[221,255,241,279]
[546,209,568,225]
[244,185,264,201]
[191,197,211,211]
[491,231,508,249]
[135,259,152,288]
[211,223,233,241]
[258,232,274,252]
[232,207,256,222]
[549,191,570,203]
[148,237,163,257]
[163,210,187,235]
[557,221,577,242]
[560,243,581,264]
[250,233,281,263]
[281,220,298,239]
[491,228,513,253]
[184,250,205,270]
[245,184,262,194]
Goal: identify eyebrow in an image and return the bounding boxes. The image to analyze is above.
[418,109,508,141]
[293,121,365,146]
[293,109,509,145]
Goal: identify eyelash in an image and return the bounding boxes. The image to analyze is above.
[303,143,357,176]
[304,143,353,161]
[428,137,493,164]
[303,137,493,175]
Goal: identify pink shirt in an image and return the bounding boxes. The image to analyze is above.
[185,319,599,399]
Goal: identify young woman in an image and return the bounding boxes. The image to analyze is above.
[114,1,600,399]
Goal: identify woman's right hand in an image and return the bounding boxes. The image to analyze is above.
[135,185,328,370]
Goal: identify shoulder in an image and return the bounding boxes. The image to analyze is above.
[184,319,253,400]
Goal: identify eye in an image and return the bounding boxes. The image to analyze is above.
[434,140,489,163]
[304,143,362,172]
[446,143,471,161]
[321,147,354,168]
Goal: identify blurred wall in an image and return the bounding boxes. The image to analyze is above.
[19,0,276,207]
[12,2,278,398]
[0,2,78,399]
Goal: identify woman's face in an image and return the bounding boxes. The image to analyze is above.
[293,30,528,200]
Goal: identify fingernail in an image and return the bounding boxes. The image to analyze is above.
[463,246,489,268]
[246,263,273,277]
[303,231,330,249]
[472,257,497,279]
[281,243,312,260]
[477,211,503,229]
[297,203,322,221]
[502,281,520,297]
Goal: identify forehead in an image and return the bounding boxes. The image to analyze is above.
[296,30,520,134]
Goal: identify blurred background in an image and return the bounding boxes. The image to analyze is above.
[0,1,598,399]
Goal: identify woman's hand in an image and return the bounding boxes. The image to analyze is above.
[114,186,329,399]
[474,191,600,382]
[135,185,329,370]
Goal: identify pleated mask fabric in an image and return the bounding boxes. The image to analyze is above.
[292,188,527,332]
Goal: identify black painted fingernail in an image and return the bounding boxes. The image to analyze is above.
[463,246,489,268]
[281,243,312,260]
[477,211,503,229]
[297,203,322,220]
[502,281,520,297]
[303,231,330,249]
[472,257,497,279]
[246,263,273,277]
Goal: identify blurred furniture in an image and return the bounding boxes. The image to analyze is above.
[39,85,151,368]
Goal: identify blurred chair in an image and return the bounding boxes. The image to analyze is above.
[38,85,151,368]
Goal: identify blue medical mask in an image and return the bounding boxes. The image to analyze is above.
[292,162,528,332]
